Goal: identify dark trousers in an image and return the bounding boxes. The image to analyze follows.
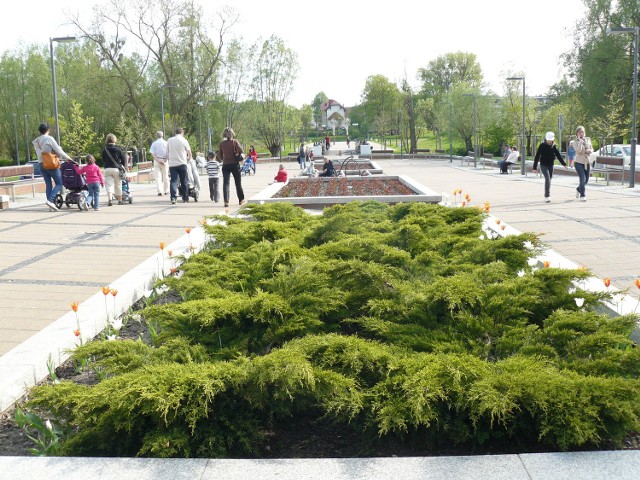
[540,164,554,198]
[222,163,244,204]
[208,177,219,202]
[169,164,188,201]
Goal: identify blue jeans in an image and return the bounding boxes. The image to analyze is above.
[540,164,554,198]
[87,182,101,209]
[574,162,590,197]
[169,164,188,201]
[41,166,62,202]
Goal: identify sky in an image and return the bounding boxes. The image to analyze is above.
[3,0,587,108]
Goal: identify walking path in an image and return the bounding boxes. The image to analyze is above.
[1,143,639,479]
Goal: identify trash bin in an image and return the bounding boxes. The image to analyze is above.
[359,144,372,156]
[27,160,41,176]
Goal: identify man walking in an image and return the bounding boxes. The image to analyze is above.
[167,127,192,204]
[149,131,169,196]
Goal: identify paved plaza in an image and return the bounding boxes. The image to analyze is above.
[1,142,639,478]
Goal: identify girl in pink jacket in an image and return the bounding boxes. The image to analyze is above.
[74,155,105,210]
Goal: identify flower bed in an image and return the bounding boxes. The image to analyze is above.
[252,175,442,208]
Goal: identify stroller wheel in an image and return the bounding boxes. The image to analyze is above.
[55,193,64,210]
[128,197,133,204]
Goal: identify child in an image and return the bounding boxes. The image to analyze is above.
[567,143,576,168]
[273,163,288,183]
[205,151,220,202]
[74,154,104,210]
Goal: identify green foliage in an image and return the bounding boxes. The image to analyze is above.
[24,202,640,457]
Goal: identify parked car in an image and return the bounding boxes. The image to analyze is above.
[588,144,640,167]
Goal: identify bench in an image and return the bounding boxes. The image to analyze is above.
[0,165,42,202]
[592,156,625,185]
[479,153,494,169]
[135,161,154,183]
[461,151,476,166]
[414,149,431,153]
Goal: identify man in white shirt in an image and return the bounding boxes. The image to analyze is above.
[149,131,169,196]
[166,127,192,204]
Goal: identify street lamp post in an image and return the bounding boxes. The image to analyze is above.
[449,100,453,163]
[12,114,19,165]
[462,93,477,167]
[24,113,30,164]
[197,100,204,153]
[49,36,77,145]
[507,76,526,175]
[607,26,638,188]
[160,84,177,138]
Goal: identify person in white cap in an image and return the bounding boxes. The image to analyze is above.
[532,131,567,202]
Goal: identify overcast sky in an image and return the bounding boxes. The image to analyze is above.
[3,0,587,107]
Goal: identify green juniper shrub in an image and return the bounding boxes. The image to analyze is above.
[23,201,640,457]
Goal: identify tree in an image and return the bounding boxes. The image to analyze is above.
[248,35,299,156]
[417,52,484,99]
[58,100,99,157]
[361,75,401,141]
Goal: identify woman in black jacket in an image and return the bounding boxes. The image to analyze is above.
[102,133,127,206]
[533,131,567,203]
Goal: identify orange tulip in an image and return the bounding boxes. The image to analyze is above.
[71,302,78,313]
[543,261,550,268]
[495,219,501,225]
[603,277,611,287]
[110,289,118,297]
[170,268,177,275]
[73,329,81,337]
[168,250,173,257]
[635,278,640,289]
[461,201,466,207]
[101,286,110,296]
[185,228,191,234]
[160,242,166,250]
[500,224,506,231]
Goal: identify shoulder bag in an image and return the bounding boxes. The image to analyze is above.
[37,140,60,170]
[233,140,244,163]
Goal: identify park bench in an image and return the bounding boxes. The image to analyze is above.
[592,156,625,186]
[414,149,431,154]
[461,151,476,166]
[135,161,154,183]
[0,165,42,202]
[479,153,494,169]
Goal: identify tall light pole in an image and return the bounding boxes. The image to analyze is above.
[49,36,77,145]
[160,84,177,138]
[462,93,477,167]
[24,113,30,164]
[197,99,204,153]
[607,26,638,188]
[12,114,19,165]
[507,76,526,175]
[449,100,453,163]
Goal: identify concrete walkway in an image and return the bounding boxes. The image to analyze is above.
[1,143,639,478]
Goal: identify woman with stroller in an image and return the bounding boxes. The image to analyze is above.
[248,146,258,174]
[217,127,246,207]
[102,133,127,206]
[32,122,72,211]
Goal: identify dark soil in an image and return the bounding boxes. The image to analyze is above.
[275,177,415,198]
[2,294,639,458]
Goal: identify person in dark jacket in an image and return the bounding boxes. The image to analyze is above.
[533,131,567,203]
[102,133,127,206]
[216,127,245,207]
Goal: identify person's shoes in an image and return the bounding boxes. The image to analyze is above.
[46,200,58,211]
[576,189,580,199]
[171,198,176,204]
[83,201,89,211]
[580,196,586,202]
[108,201,113,206]
[94,208,99,211]
[117,201,123,205]
[239,199,247,206]
[158,193,163,196]
[545,197,551,203]
[182,198,189,203]
[224,202,229,207]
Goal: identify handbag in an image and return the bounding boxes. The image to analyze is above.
[36,139,60,170]
[233,141,244,163]
[42,151,60,170]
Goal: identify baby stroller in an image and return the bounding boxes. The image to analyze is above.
[109,169,133,204]
[56,160,89,211]
[240,157,254,176]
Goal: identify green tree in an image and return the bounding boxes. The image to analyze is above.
[417,52,484,99]
[361,75,401,141]
[57,100,99,158]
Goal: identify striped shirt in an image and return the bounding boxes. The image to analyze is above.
[206,159,220,177]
